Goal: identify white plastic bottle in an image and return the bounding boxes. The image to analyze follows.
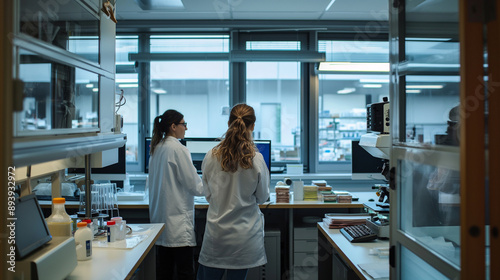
[107,220,117,242]
[46,197,72,236]
[74,222,93,261]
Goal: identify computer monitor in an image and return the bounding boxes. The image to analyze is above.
[146,137,271,175]
[351,140,386,181]
[182,138,221,173]
[254,140,271,173]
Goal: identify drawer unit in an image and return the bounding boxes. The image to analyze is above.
[293,227,319,279]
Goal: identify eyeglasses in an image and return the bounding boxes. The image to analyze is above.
[177,122,187,127]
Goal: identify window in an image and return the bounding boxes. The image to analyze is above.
[149,35,230,138]
[246,62,301,163]
[116,36,139,166]
[317,40,389,167]
[118,32,392,174]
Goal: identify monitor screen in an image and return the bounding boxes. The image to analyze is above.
[146,137,272,175]
[181,138,272,174]
[254,140,271,172]
[180,138,222,173]
[14,194,52,259]
[351,140,386,181]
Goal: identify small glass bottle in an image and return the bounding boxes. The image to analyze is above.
[74,222,93,261]
[46,197,72,236]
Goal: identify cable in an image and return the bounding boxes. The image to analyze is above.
[115,89,126,113]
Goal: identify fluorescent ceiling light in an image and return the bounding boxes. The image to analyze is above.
[362,84,383,88]
[337,88,356,94]
[406,37,452,41]
[359,79,389,83]
[406,90,421,94]
[118,84,138,88]
[135,0,184,10]
[406,85,444,89]
[92,88,99,92]
[319,62,389,72]
[325,0,337,11]
[86,84,94,88]
[153,89,167,94]
[116,78,138,83]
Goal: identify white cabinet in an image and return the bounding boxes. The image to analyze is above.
[293,227,318,280]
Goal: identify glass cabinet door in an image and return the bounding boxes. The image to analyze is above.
[389,0,469,279]
[16,49,99,134]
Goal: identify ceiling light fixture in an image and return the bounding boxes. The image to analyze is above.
[118,84,138,88]
[325,0,337,11]
[359,79,390,83]
[406,89,421,94]
[362,84,383,88]
[406,85,444,89]
[153,89,167,94]
[318,62,389,72]
[337,88,356,94]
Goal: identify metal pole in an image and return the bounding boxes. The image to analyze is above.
[85,154,92,218]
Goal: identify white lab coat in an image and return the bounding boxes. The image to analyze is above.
[198,150,270,269]
[148,136,203,247]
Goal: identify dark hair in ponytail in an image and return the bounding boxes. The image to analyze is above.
[213,104,256,172]
[150,110,183,155]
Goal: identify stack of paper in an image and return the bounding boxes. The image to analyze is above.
[275,186,290,203]
[323,214,370,229]
[303,185,318,201]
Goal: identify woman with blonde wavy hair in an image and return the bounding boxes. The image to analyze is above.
[197,104,270,280]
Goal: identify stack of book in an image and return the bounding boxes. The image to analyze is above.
[275,186,290,203]
[322,214,370,229]
[303,185,318,201]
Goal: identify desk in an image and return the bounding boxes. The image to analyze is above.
[317,222,389,280]
[67,223,164,280]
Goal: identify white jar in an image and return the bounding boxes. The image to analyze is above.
[107,221,117,242]
[74,222,93,261]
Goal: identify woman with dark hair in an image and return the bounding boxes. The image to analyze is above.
[197,104,270,280]
[148,109,203,280]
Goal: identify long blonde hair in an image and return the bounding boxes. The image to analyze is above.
[213,104,256,172]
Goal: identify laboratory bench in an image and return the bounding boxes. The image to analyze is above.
[41,192,379,279]
[67,223,164,280]
[317,222,389,280]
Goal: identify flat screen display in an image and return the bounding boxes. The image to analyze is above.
[14,194,52,259]
[254,140,271,172]
[351,140,386,181]
[180,138,272,174]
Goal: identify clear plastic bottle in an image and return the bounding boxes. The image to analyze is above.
[74,222,93,261]
[111,217,124,240]
[46,197,72,236]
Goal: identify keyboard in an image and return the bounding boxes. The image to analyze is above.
[340,224,378,243]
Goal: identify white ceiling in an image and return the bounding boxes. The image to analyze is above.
[115,0,390,21]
